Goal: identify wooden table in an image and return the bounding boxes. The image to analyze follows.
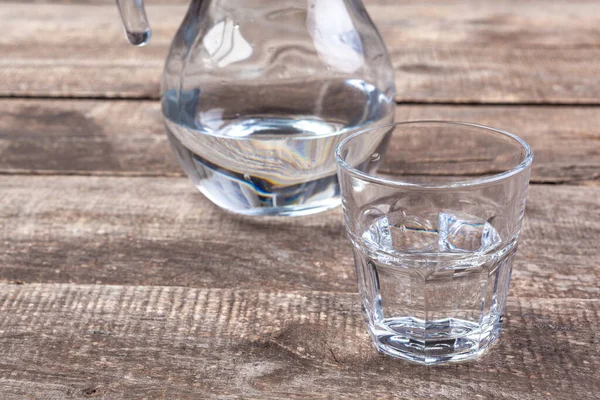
[1,0,599,398]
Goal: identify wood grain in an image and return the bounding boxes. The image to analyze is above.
[0,2,597,398]
[0,283,597,399]
[0,99,174,176]
[1,1,600,102]
[1,99,598,184]
[1,176,598,299]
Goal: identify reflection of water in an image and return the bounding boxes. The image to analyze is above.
[354,209,515,364]
[203,19,253,67]
[362,211,502,254]
[162,78,394,213]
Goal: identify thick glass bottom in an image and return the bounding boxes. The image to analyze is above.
[370,316,502,365]
[167,128,342,216]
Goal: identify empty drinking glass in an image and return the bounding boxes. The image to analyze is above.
[336,121,533,364]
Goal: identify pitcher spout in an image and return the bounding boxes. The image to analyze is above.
[116,0,152,46]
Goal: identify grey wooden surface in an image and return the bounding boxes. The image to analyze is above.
[1,177,599,300]
[0,100,599,184]
[0,0,598,399]
[0,285,598,399]
[1,0,600,102]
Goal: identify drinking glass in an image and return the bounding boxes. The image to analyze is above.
[336,121,533,364]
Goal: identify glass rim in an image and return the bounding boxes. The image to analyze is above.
[335,120,534,190]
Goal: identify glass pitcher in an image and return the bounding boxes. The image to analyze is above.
[117,0,396,216]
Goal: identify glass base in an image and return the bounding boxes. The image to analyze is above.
[369,317,502,365]
[199,188,342,217]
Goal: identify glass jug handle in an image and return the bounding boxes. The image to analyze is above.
[116,0,152,46]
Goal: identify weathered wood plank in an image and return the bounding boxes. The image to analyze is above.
[0,284,597,399]
[1,1,600,102]
[0,99,174,176]
[396,105,600,184]
[1,99,598,183]
[0,176,598,299]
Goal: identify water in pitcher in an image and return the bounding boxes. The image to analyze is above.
[163,78,394,216]
[351,207,517,364]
